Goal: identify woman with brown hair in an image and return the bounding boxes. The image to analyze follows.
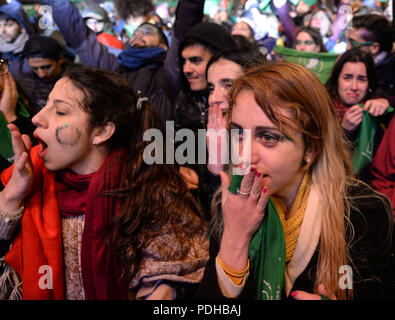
[0,66,209,300]
[195,61,394,300]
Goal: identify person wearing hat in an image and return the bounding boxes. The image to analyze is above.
[81,3,123,56]
[0,0,36,79]
[174,22,236,220]
[42,0,205,122]
[17,35,74,110]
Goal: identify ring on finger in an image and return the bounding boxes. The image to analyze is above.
[237,190,250,196]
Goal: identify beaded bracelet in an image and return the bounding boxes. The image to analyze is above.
[0,204,24,223]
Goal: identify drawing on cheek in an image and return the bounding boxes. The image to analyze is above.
[55,123,82,147]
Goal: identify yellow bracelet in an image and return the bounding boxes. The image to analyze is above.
[216,255,249,285]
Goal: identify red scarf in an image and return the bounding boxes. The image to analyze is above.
[333,99,349,121]
[1,146,129,300]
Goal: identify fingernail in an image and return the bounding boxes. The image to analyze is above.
[262,186,268,193]
[256,172,262,177]
[291,291,297,297]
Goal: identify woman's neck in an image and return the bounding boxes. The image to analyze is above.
[273,172,305,219]
[70,145,110,175]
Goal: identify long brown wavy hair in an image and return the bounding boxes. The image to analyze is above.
[212,61,358,299]
[64,67,208,281]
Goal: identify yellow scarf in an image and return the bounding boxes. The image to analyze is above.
[272,173,311,263]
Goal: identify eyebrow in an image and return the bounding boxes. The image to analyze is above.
[186,56,204,62]
[53,99,73,108]
[230,122,281,132]
[220,78,234,84]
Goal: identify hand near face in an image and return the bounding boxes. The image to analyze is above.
[218,168,269,270]
[0,124,33,213]
[363,98,390,117]
[0,72,19,123]
[341,104,363,131]
[207,105,227,174]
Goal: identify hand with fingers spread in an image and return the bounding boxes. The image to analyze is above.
[0,72,19,123]
[207,105,228,175]
[218,167,269,270]
[291,284,337,300]
[363,98,390,117]
[0,124,33,213]
[341,104,363,131]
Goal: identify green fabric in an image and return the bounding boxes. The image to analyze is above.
[0,98,30,163]
[249,198,286,300]
[228,174,243,194]
[352,104,394,175]
[273,46,338,84]
[301,0,317,6]
[259,0,272,12]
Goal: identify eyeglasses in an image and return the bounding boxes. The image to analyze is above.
[0,59,9,75]
[349,40,374,48]
[295,40,315,46]
[134,24,158,37]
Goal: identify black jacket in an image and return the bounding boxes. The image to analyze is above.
[194,182,395,300]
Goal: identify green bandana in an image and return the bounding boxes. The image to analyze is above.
[273,46,338,84]
[352,104,394,175]
[0,98,30,163]
[249,198,286,300]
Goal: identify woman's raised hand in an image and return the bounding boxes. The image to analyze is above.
[218,167,269,270]
[207,105,228,175]
[341,105,363,131]
[0,72,19,123]
[0,124,33,212]
[363,98,390,117]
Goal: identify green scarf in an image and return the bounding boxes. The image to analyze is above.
[249,198,286,300]
[0,98,30,163]
[352,104,394,175]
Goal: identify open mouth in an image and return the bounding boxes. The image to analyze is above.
[34,135,48,159]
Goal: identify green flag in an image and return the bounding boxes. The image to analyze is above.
[273,46,338,84]
[352,104,394,175]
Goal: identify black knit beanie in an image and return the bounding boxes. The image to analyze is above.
[179,22,235,54]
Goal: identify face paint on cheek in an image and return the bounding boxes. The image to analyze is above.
[55,124,82,147]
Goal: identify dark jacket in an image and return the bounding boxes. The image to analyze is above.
[17,60,76,110]
[195,182,395,300]
[173,22,235,219]
[0,1,35,79]
[44,0,204,122]
[376,52,395,98]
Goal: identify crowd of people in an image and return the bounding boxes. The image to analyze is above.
[0,0,394,300]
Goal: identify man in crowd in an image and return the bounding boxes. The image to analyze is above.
[347,14,395,97]
[0,0,35,79]
[42,0,205,122]
[174,22,236,218]
[18,35,74,109]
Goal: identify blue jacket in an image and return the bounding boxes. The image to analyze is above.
[44,0,204,122]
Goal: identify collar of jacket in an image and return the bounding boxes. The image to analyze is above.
[117,46,166,70]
